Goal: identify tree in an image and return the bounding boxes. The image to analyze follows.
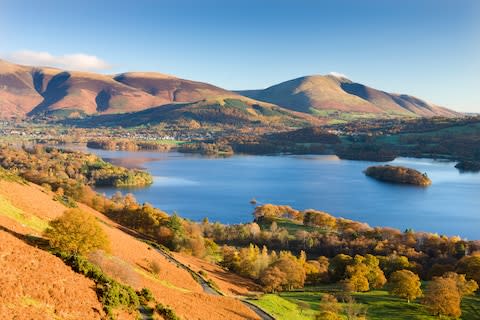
[260,254,305,292]
[343,296,368,320]
[443,272,478,296]
[260,266,286,292]
[45,209,110,255]
[329,254,353,282]
[423,276,461,318]
[456,255,480,284]
[344,255,386,292]
[316,294,342,320]
[388,270,422,303]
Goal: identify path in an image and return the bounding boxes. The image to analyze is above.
[150,244,275,320]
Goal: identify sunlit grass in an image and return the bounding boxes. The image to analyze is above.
[0,194,48,232]
[251,286,480,320]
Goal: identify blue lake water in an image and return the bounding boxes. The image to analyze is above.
[75,147,480,239]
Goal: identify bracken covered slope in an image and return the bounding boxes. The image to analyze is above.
[0,177,261,320]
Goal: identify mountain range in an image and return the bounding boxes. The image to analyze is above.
[0,59,459,125]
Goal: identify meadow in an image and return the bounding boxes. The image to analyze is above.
[250,285,480,320]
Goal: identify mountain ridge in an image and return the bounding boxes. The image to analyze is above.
[235,74,459,118]
[0,59,460,122]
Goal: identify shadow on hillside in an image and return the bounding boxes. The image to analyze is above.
[0,225,49,249]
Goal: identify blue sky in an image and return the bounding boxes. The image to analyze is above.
[1,0,479,112]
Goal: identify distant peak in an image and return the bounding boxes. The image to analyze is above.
[115,71,177,79]
[328,71,350,80]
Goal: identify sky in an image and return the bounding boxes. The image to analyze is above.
[0,0,479,112]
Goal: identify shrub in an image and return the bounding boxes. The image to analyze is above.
[137,288,155,305]
[54,252,140,315]
[45,209,110,255]
[155,303,181,320]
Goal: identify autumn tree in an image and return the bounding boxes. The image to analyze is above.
[456,255,480,284]
[260,266,287,292]
[260,253,305,292]
[423,276,461,318]
[316,294,342,320]
[344,255,386,292]
[388,270,422,303]
[45,209,110,255]
[329,254,353,282]
[443,272,478,296]
[303,210,337,230]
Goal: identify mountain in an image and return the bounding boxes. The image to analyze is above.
[0,59,459,122]
[0,59,263,118]
[236,74,459,117]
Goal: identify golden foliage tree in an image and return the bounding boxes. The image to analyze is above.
[443,272,478,296]
[344,255,386,292]
[423,276,461,318]
[45,209,110,255]
[388,270,422,303]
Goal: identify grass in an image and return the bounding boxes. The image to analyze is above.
[258,218,326,235]
[250,285,480,320]
[249,294,316,320]
[0,194,49,232]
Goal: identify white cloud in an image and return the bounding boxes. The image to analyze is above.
[328,71,349,79]
[3,50,111,71]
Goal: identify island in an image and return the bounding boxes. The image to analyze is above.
[455,160,480,172]
[364,165,432,186]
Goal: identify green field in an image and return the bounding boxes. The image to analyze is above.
[257,217,323,235]
[249,285,480,320]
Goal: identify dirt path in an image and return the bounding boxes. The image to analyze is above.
[150,245,275,320]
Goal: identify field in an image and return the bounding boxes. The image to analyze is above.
[257,217,322,235]
[249,285,480,320]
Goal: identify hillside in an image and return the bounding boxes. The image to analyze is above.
[0,59,459,124]
[0,176,262,320]
[64,97,321,128]
[0,59,276,120]
[236,74,459,118]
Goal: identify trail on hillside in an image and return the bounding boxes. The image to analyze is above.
[151,245,275,320]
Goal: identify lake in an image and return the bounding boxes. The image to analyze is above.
[75,147,480,239]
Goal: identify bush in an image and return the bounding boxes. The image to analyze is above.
[44,209,110,255]
[54,252,140,315]
[98,281,139,313]
[53,194,78,208]
[137,288,155,304]
[155,303,181,320]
